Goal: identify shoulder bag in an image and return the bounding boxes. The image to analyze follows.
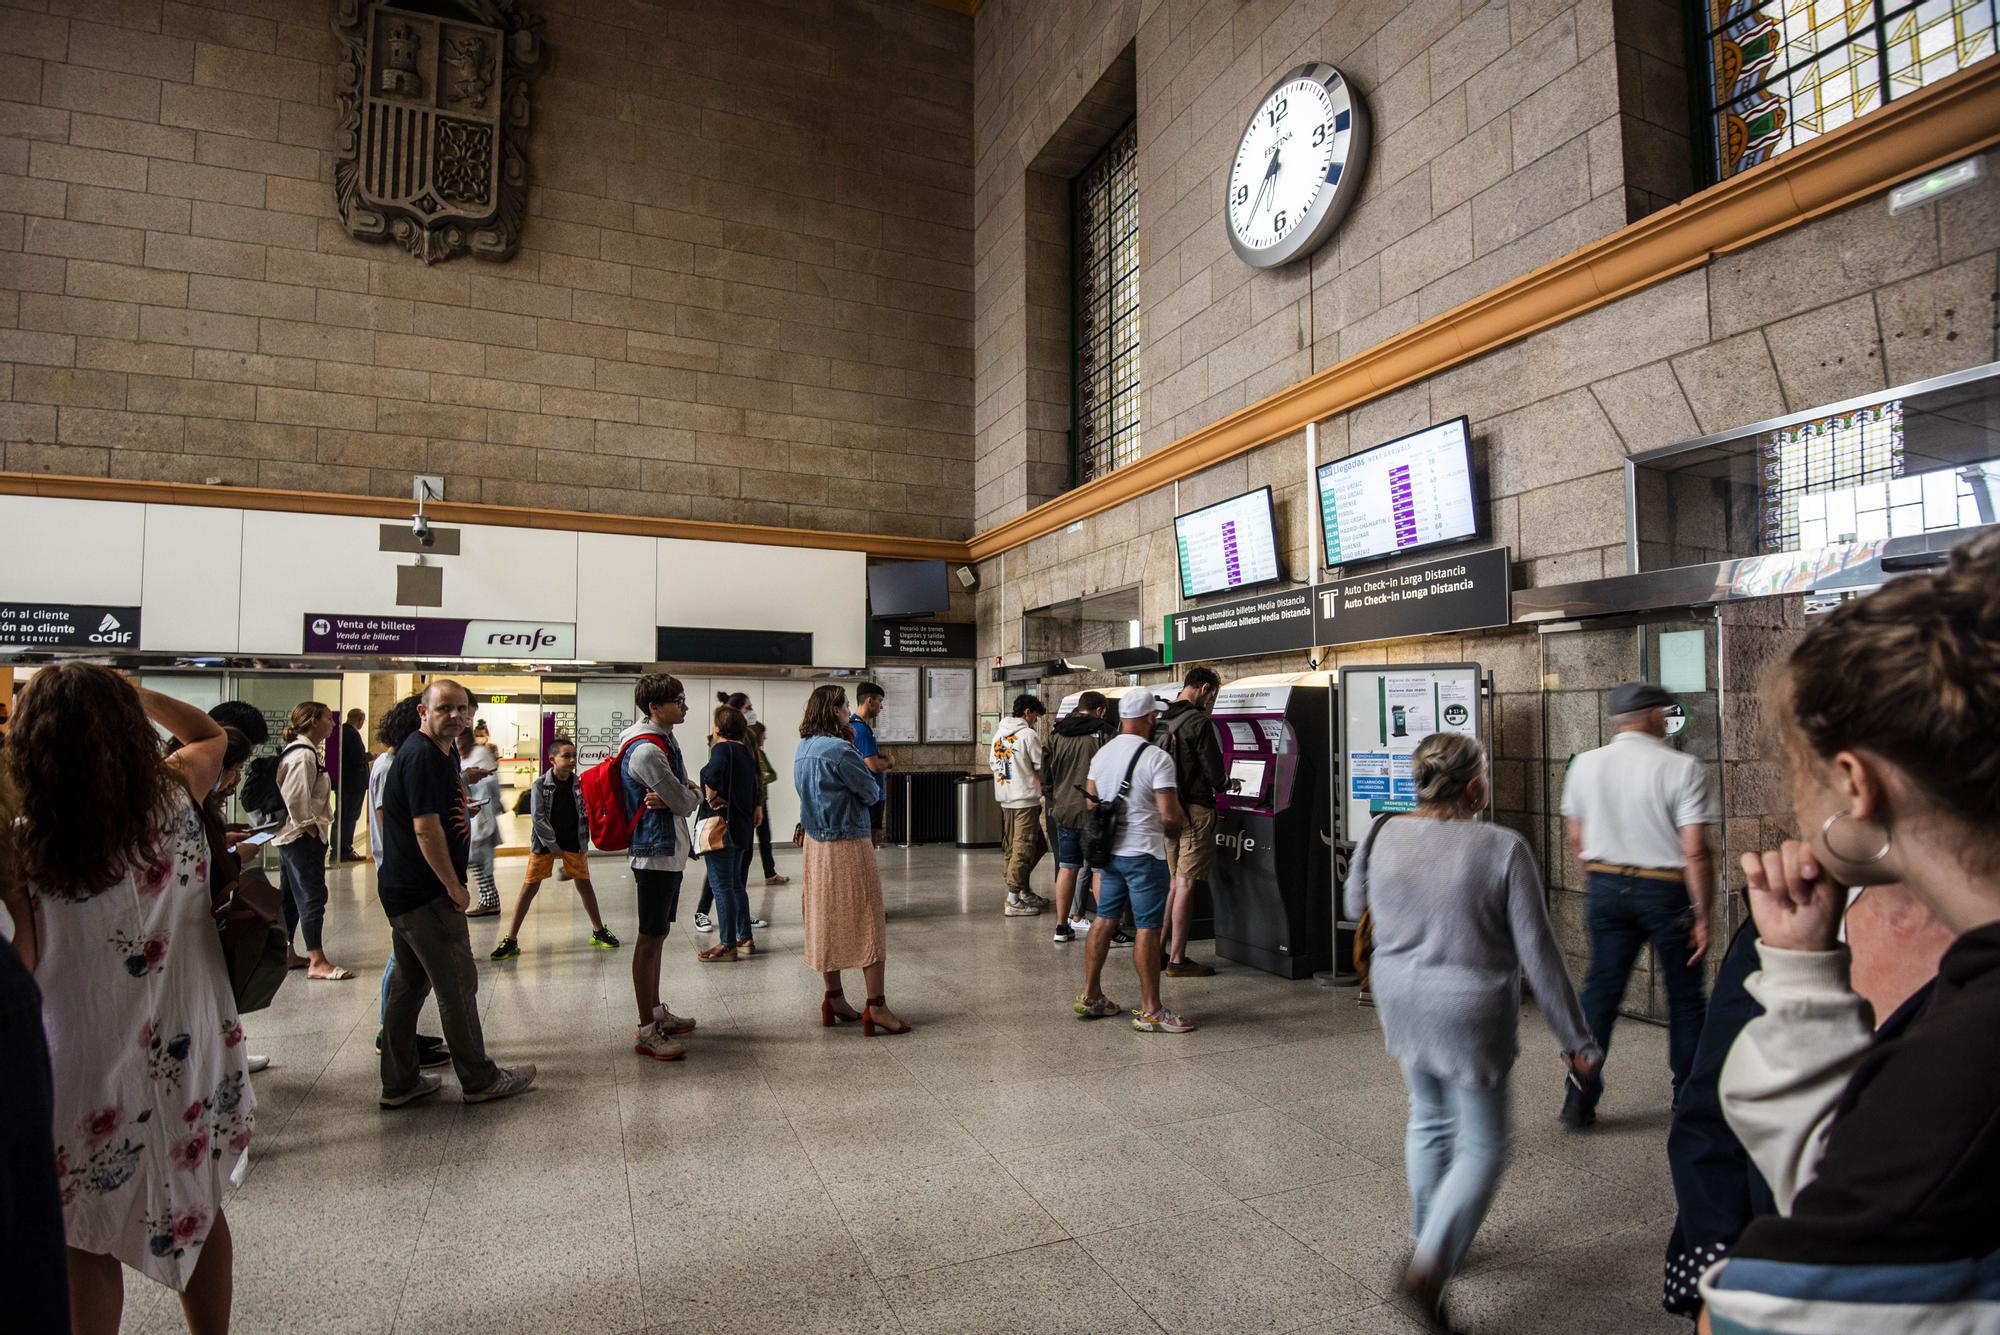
[1079,742,1150,870]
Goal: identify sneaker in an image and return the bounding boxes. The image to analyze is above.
[653,1005,697,1036]
[1164,958,1217,978]
[465,903,500,918]
[1003,895,1043,917]
[245,1054,271,1073]
[463,1064,538,1104]
[693,911,714,933]
[633,1025,687,1062]
[1022,890,1051,909]
[1073,993,1122,1020]
[1052,923,1075,944]
[750,916,769,929]
[589,926,620,950]
[1133,1007,1195,1034]
[380,1073,443,1108]
[376,1032,452,1067]
[1356,985,1375,1009]
[764,873,790,885]
[1067,916,1091,934]
[491,936,521,961]
[1109,930,1134,949]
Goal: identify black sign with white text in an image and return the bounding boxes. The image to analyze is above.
[1312,546,1511,647]
[870,620,975,658]
[1165,586,1317,664]
[0,602,141,650]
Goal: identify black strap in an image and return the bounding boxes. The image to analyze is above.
[1109,740,1148,802]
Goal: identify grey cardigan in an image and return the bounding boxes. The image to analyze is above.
[1348,815,1598,1088]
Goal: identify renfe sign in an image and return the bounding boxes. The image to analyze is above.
[303,615,577,659]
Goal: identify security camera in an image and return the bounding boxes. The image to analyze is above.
[411,514,435,548]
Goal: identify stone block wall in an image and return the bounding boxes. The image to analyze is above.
[972,0,1684,529]
[0,0,975,538]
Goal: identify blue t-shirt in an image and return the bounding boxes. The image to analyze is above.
[851,716,883,802]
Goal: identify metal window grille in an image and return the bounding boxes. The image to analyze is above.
[1073,122,1141,485]
[1702,1,1998,183]
[1761,399,1905,550]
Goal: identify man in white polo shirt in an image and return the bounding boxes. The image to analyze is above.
[1559,681,1717,1129]
[1074,691,1191,1034]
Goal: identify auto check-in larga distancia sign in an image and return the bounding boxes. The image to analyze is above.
[303,614,577,659]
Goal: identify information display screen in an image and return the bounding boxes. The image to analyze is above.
[1175,486,1282,599]
[1226,758,1268,799]
[1317,418,1479,568]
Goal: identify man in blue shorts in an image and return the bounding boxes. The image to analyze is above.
[1075,691,1192,1033]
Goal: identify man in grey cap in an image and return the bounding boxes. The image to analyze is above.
[1558,682,1717,1129]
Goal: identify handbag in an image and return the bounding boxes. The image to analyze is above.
[694,813,727,854]
[200,808,288,1013]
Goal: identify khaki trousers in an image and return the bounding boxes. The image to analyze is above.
[999,805,1047,896]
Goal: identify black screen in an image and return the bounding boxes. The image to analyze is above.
[867,560,950,618]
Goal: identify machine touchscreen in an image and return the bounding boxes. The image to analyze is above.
[1226,758,1268,799]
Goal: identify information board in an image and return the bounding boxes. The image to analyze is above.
[866,665,920,744]
[1318,418,1479,568]
[923,666,975,743]
[0,602,140,650]
[1175,487,1282,598]
[1337,663,1485,853]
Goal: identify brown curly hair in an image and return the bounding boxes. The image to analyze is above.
[1779,529,2000,862]
[799,684,854,741]
[4,663,177,896]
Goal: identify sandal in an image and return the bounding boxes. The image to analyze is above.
[764,874,790,885]
[697,943,738,963]
[821,989,862,1026]
[307,965,356,981]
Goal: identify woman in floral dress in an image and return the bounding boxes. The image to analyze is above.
[5,664,250,1334]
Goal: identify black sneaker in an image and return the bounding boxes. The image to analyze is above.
[377,1032,453,1068]
[1052,923,1074,944]
[1560,1073,1599,1129]
[1109,930,1134,949]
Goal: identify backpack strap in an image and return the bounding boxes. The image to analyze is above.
[615,733,665,838]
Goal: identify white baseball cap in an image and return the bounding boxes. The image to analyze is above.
[1119,691,1158,719]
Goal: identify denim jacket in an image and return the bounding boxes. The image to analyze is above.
[618,722,694,864]
[793,734,877,842]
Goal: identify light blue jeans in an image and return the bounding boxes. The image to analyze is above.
[1401,1060,1512,1280]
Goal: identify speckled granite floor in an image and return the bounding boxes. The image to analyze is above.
[119,844,1688,1335]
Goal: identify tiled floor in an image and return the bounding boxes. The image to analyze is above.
[121,845,1690,1334]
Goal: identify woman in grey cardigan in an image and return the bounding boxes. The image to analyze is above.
[1348,732,1601,1325]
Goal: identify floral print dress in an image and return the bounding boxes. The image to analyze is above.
[34,788,255,1290]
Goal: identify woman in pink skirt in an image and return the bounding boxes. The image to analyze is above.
[793,685,910,1035]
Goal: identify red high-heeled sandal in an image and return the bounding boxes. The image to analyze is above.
[860,995,911,1037]
[820,989,861,1027]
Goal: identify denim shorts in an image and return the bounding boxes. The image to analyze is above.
[1053,824,1087,870]
[1094,853,1168,930]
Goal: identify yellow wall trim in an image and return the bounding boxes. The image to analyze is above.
[963,57,2000,563]
[0,473,968,562]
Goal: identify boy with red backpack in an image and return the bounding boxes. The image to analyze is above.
[592,674,703,1061]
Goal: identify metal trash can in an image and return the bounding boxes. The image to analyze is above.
[954,774,1001,848]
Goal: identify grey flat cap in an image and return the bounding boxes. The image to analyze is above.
[1609,682,1675,714]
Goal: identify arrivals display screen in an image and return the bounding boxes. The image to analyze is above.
[1317,417,1480,568]
[1175,486,1282,599]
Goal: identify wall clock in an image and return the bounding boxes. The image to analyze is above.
[1225,62,1370,269]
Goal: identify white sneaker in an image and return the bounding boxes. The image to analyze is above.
[693,911,714,933]
[463,1064,537,1103]
[750,916,769,929]
[245,1054,271,1073]
[1067,916,1090,934]
[1003,895,1043,917]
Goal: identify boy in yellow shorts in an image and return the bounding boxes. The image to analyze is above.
[491,737,619,959]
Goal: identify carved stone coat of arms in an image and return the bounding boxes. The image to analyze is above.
[333,0,543,264]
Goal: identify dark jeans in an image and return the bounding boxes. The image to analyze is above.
[382,897,501,1097]
[704,838,752,945]
[0,935,68,1332]
[337,788,365,858]
[755,809,778,878]
[278,832,329,952]
[1574,871,1707,1113]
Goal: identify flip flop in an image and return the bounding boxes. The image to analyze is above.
[307,966,356,981]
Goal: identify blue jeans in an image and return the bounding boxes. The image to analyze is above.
[1094,853,1167,930]
[705,838,751,945]
[1402,1060,1511,1280]
[1575,872,1707,1112]
[277,833,328,952]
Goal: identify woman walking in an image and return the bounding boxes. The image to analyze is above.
[1348,731,1596,1324]
[275,701,351,980]
[459,730,503,917]
[5,664,253,1334]
[696,703,761,961]
[794,685,909,1035]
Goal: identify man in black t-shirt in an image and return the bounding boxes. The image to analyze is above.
[377,680,536,1108]
[490,737,617,960]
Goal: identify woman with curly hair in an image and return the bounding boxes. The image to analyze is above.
[5,663,249,1334]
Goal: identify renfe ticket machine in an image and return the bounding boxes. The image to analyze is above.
[1208,674,1333,979]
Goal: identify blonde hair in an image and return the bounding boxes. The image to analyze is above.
[282,701,331,743]
[1411,732,1484,809]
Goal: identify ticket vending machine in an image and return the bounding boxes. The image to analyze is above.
[1208,673,1334,979]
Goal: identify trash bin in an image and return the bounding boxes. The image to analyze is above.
[954,774,1001,848]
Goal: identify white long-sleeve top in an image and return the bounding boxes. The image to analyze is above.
[273,742,333,847]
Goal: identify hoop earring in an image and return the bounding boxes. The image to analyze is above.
[1820,810,1891,865]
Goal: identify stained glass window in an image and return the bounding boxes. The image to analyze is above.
[1074,122,1140,485]
[1761,399,1905,550]
[1704,1,1998,182]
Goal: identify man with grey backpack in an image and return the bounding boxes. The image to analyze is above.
[1072,691,1192,1034]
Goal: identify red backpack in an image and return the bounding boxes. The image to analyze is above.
[579,734,662,852]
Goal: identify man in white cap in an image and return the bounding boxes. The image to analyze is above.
[1073,689,1192,1033]
[1559,681,1717,1128]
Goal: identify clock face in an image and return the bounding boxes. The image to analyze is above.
[1225,63,1368,268]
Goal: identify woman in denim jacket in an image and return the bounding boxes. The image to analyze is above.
[794,685,910,1035]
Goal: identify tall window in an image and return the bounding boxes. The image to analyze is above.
[1704,2,1998,182]
[1761,399,1904,550]
[1073,122,1140,485]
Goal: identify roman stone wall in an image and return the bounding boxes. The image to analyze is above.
[0,0,975,538]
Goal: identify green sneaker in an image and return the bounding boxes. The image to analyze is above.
[1073,993,1121,1020]
[490,937,520,961]
[590,926,621,950]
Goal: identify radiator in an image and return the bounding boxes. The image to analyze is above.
[885,771,958,845]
